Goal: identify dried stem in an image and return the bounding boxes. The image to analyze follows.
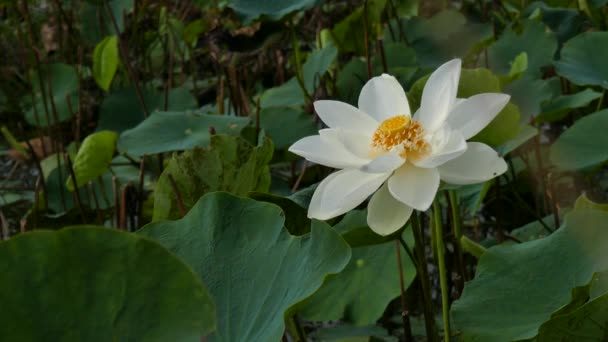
[88,182,103,225]
[103,0,150,117]
[167,173,186,217]
[64,154,86,224]
[395,239,413,341]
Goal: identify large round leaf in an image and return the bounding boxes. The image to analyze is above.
[537,291,608,341]
[117,111,250,156]
[396,10,492,68]
[227,0,319,23]
[97,87,198,133]
[0,226,215,341]
[138,192,352,342]
[488,20,557,78]
[452,208,608,341]
[555,32,608,89]
[257,106,317,150]
[550,109,608,170]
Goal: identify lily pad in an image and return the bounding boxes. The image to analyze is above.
[399,10,492,68]
[152,134,273,221]
[538,88,602,122]
[452,208,608,341]
[0,226,215,341]
[298,210,416,326]
[97,87,198,133]
[555,31,608,89]
[80,0,134,45]
[139,192,351,342]
[117,111,250,156]
[227,0,319,23]
[257,106,317,150]
[549,109,608,170]
[23,63,80,126]
[503,76,560,122]
[488,20,557,78]
[260,44,337,109]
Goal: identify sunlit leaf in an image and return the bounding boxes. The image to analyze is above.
[93,36,119,91]
[66,131,117,191]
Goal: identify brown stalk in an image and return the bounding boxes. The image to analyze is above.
[395,240,414,341]
[103,0,150,117]
[167,173,186,217]
[64,154,86,224]
[88,182,103,225]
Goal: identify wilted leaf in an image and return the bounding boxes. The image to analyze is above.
[152,134,273,221]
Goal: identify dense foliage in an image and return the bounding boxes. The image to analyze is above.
[1,0,608,340]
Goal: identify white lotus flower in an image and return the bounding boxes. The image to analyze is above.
[289,59,509,236]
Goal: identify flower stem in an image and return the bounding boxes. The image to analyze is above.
[410,212,439,342]
[433,199,451,342]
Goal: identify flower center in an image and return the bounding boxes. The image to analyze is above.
[371,115,429,158]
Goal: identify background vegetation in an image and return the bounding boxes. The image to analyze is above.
[1,0,608,341]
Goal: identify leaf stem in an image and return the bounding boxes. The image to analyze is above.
[596,88,605,112]
[433,199,451,341]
